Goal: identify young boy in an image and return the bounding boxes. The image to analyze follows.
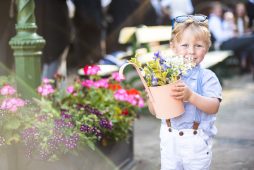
[150,15,222,170]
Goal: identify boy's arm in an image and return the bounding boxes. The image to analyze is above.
[188,91,220,114]
[172,81,220,114]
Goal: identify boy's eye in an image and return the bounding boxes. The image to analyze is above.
[181,44,188,47]
[195,44,204,48]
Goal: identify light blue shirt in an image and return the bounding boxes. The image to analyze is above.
[162,64,222,137]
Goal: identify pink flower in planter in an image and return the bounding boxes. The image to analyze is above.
[83,65,101,75]
[0,85,16,96]
[42,78,51,84]
[37,84,55,96]
[81,80,94,88]
[131,94,145,108]
[127,96,138,106]
[93,79,109,88]
[114,89,145,108]
[137,95,145,108]
[114,89,128,101]
[111,72,124,82]
[126,95,142,107]
[0,98,26,112]
[66,86,75,94]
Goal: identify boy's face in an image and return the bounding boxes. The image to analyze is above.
[171,28,208,65]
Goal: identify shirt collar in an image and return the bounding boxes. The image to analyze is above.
[181,64,201,80]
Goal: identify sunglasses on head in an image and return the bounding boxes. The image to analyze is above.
[172,14,208,29]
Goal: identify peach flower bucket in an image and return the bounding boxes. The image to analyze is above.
[119,63,184,119]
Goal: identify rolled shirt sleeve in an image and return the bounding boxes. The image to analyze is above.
[202,69,222,102]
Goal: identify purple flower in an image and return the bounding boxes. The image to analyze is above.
[39,150,50,160]
[53,131,64,143]
[80,124,91,133]
[22,127,38,157]
[64,134,79,149]
[153,51,166,65]
[154,51,160,59]
[84,104,103,116]
[60,109,72,119]
[151,75,158,86]
[54,119,65,129]
[91,127,102,139]
[99,118,113,130]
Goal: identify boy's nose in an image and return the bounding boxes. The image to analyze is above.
[187,46,195,54]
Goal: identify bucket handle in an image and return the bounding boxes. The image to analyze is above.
[119,62,155,102]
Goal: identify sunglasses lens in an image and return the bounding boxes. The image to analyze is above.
[193,16,207,22]
[175,16,189,23]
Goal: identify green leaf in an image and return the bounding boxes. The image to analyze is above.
[86,139,95,150]
[6,134,20,145]
[129,57,142,68]
[5,119,21,130]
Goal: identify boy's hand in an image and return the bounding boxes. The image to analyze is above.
[171,81,192,101]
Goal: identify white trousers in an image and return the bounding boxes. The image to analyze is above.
[160,124,213,170]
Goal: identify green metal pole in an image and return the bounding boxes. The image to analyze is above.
[9,0,45,98]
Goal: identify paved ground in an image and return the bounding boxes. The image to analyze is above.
[132,73,254,170]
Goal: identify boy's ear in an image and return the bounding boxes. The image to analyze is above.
[169,41,174,49]
[169,41,176,51]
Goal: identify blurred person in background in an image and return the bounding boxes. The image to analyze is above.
[35,0,71,79]
[223,11,237,34]
[208,1,254,75]
[160,0,194,25]
[246,0,254,31]
[106,0,140,53]
[71,0,103,67]
[234,2,253,71]
[150,0,166,25]
[234,2,252,36]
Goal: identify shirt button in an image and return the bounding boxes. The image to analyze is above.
[179,131,184,136]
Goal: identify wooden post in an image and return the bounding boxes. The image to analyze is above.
[9,0,45,98]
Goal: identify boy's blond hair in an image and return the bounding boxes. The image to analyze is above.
[171,19,212,48]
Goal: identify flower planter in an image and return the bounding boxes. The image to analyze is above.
[120,62,185,119]
[0,66,143,170]
[148,83,184,119]
[1,134,134,170]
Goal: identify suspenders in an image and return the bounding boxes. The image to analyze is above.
[166,69,203,135]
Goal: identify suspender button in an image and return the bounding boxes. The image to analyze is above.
[168,128,172,132]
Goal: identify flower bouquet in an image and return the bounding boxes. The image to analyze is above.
[119,51,194,119]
